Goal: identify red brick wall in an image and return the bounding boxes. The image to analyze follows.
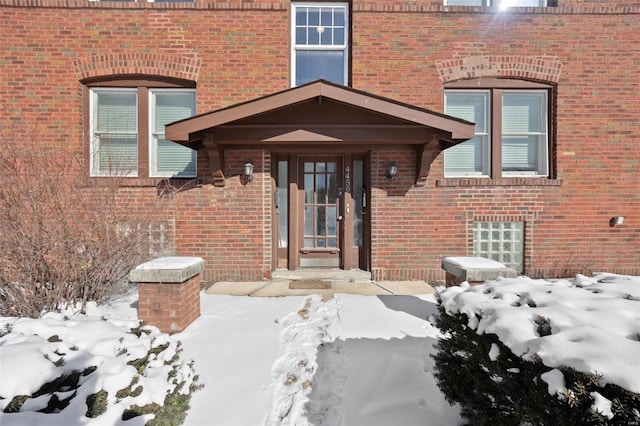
[1,1,638,281]
[138,274,201,334]
[353,5,640,279]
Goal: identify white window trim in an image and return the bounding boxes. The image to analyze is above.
[444,90,491,178]
[291,2,349,87]
[148,88,197,178]
[501,90,548,177]
[90,87,138,177]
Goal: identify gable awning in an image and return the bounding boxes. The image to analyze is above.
[165,79,475,186]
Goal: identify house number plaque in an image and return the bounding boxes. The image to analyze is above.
[344,166,351,193]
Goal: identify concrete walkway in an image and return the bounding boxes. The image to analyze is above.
[204,279,435,297]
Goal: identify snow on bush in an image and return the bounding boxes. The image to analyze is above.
[0,313,200,425]
[434,273,640,424]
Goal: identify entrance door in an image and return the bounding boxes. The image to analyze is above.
[298,157,342,267]
[272,154,368,271]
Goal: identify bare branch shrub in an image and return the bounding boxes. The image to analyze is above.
[0,116,172,317]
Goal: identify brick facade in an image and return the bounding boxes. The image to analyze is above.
[138,274,201,333]
[2,0,639,282]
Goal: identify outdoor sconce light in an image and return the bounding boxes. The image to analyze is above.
[609,216,625,227]
[244,162,254,182]
[385,161,398,181]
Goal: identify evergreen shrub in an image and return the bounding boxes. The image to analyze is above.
[432,305,640,425]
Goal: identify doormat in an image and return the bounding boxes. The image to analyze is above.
[289,279,332,290]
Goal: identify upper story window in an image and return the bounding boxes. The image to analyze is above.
[88,82,196,178]
[444,0,553,6]
[444,79,552,178]
[291,2,349,87]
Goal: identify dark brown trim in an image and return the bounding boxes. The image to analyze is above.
[491,88,502,176]
[416,136,440,184]
[445,77,555,180]
[203,136,225,187]
[82,85,90,178]
[445,77,553,89]
[82,76,196,179]
[166,80,474,144]
[83,75,196,88]
[288,158,298,270]
[138,87,150,179]
[210,125,446,144]
[343,153,354,269]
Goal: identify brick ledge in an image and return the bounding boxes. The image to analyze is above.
[436,178,562,187]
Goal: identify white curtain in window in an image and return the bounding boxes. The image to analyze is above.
[153,91,196,177]
[95,90,138,175]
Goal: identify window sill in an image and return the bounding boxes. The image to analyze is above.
[88,176,201,188]
[436,177,562,187]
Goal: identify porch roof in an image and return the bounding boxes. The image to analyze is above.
[164,80,475,186]
[165,79,474,146]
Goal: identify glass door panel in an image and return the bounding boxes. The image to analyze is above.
[299,157,341,267]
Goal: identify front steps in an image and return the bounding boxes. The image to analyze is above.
[271,268,372,283]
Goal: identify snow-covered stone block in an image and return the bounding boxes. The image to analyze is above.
[442,256,517,287]
[130,256,204,283]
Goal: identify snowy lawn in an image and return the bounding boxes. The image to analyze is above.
[1,272,639,425]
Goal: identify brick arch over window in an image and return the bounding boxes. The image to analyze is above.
[436,56,562,83]
[73,53,201,82]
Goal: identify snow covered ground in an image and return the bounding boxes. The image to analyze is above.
[178,292,462,426]
[1,273,639,425]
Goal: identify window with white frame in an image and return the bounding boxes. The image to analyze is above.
[444,83,550,178]
[444,92,490,176]
[292,2,349,87]
[473,221,524,273]
[91,88,139,176]
[149,89,196,178]
[89,87,196,178]
[501,92,547,175]
[444,0,551,6]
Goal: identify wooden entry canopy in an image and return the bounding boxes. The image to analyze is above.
[165,80,475,186]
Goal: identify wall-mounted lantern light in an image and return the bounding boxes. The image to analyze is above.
[609,216,625,227]
[385,161,398,181]
[244,162,254,182]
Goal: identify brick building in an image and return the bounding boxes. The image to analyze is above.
[1,0,639,283]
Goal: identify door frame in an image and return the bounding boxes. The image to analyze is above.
[272,151,370,271]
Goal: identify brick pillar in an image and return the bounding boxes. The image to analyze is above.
[130,257,204,334]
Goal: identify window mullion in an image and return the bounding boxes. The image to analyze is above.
[138,87,150,179]
[492,89,502,178]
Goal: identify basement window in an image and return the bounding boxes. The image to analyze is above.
[473,221,524,273]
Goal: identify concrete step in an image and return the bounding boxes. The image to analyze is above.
[271,268,372,282]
